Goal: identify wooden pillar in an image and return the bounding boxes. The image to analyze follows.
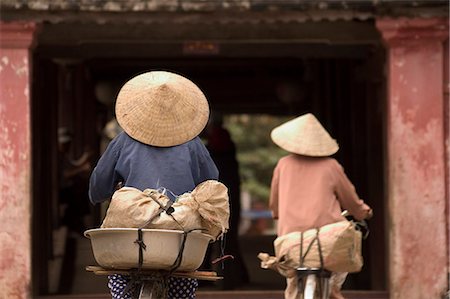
[376,18,449,298]
[0,22,38,299]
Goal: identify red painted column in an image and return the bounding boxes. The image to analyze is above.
[376,18,449,298]
[0,22,37,299]
[444,37,450,292]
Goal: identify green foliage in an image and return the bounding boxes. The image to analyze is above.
[224,114,290,203]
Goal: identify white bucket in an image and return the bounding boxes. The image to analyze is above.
[84,228,213,271]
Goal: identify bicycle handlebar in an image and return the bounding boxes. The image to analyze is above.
[341,210,370,239]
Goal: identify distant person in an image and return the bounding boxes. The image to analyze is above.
[269,113,373,299]
[100,117,123,154]
[58,127,92,235]
[205,113,250,289]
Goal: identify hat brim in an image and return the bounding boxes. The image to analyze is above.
[270,113,339,157]
[116,71,210,147]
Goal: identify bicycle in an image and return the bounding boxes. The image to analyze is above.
[295,210,370,299]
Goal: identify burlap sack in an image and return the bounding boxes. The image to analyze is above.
[258,220,363,275]
[145,192,203,232]
[190,180,230,238]
[101,180,229,239]
[258,253,297,278]
[101,187,171,228]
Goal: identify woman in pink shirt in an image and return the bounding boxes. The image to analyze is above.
[269,113,372,299]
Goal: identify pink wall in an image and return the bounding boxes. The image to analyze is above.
[444,38,450,288]
[0,22,37,299]
[377,18,449,298]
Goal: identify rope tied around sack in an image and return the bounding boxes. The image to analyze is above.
[134,228,147,273]
[140,190,176,228]
[133,190,178,272]
[125,189,204,297]
[299,228,325,269]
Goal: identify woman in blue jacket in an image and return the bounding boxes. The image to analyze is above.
[89,71,218,299]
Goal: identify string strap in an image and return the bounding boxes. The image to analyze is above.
[315,228,324,269]
[168,228,201,274]
[298,228,324,269]
[134,228,147,272]
[140,193,175,229]
[299,232,304,267]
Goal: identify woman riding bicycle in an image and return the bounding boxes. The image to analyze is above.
[89,71,219,298]
[269,113,373,299]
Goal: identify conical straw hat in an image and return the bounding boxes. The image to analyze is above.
[116,71,209,147]
[270,113,339,157]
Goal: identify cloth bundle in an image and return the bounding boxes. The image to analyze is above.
[258,220,363,277]
[101,180,230,240]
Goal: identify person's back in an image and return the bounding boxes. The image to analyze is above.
[89,132,217,204]
[270,154,369,236]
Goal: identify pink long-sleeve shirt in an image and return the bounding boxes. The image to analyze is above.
[269,154,371,236]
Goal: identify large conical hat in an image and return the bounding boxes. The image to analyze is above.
[115,71,209,147]
[271,113,339,157]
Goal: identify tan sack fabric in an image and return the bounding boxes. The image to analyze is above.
[189,180,230,238]
[148,180,229,239]
[101,187,171,228]
[258,253,297,278]
[101,180,229,239]
[258,220,362,275]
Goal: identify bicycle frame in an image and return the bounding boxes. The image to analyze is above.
[296,267,331,299]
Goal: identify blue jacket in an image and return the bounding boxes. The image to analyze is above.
[89,132,219,204]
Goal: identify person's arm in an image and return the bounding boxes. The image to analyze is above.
[332,160,372,220]
[269,163,280,220]
[88,137,122,205]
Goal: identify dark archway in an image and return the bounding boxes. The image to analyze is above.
[32,19,386,296]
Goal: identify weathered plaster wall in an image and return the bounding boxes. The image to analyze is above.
[445,37,450,290]
[377,18,449,299]
[0,22,36,299]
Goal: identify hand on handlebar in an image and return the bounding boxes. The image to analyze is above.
[342,209,371,239]
[341,209,373,220]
